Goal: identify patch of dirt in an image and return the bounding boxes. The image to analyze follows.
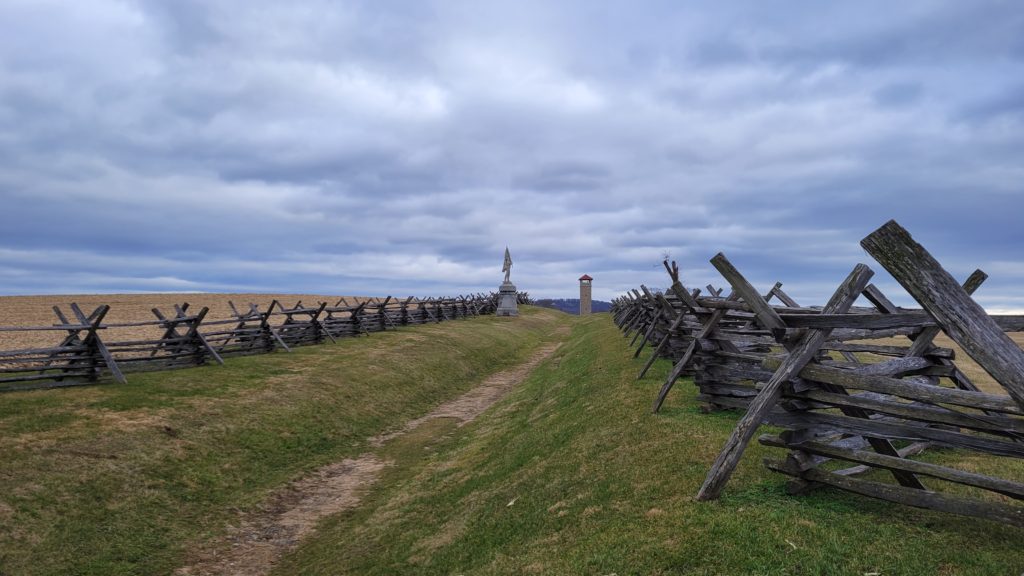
[0,499,13,521]
[371,340,564,446]
[524,561,548,574]
[176,339,564,576]
[547,500,568,513]
[176,456,387,576]
[82,408,172,432]
[411,514,470,560]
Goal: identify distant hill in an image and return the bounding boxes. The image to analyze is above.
[533,298,611,315]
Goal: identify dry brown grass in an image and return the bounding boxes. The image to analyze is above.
[860,332,1024,397]
[0,293,377,350]
[933,333,1024,395]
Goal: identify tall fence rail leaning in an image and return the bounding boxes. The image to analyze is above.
[0,291,528,392]
[611,219,1024,529]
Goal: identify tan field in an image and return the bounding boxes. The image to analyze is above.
[0,293,379,351]
[867,332,1024,397]
[2,293,1021,398]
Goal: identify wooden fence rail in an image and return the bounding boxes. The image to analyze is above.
[611,220,1024,528]
[0,292,512,392]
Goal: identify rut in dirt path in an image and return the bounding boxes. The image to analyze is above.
[176,337,566,576]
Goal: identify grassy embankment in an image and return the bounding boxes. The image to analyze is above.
[278,314,1024,576]
[0,306,570,575]
[2,308,1022,575]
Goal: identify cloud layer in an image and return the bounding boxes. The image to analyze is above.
[1,1,1023,308]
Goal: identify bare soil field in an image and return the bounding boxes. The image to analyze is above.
[0,293,377,351]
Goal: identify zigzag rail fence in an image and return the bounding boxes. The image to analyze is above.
[612,220,1024,528]
[0,291,531,393]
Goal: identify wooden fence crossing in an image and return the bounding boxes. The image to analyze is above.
[0,293,509,392]
[611,220,1024,528]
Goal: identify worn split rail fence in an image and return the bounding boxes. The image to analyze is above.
[612,220,1024,528]
[0,292,523,392]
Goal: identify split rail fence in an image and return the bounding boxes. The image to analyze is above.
[612,220,1024,528]
[0,293,518,392]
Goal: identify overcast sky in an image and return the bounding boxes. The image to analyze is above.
[1,1,1022,309]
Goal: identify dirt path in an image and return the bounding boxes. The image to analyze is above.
[176,339,565,576]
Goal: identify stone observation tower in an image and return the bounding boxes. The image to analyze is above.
[579,274,592,315]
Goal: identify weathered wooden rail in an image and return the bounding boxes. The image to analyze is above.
[0,292,507,392]
[612,220,1024,528]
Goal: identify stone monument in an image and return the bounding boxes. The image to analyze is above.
[496,246,518,317]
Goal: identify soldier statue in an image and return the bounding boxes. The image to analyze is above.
[502,247,512,284]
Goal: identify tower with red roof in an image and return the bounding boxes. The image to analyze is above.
[579,274,592,315]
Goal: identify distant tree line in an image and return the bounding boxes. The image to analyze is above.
[533,298,612,315]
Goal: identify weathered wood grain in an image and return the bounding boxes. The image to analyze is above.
[766,459,1024,528]
[861,220,1024,410]
[696,263,874,501]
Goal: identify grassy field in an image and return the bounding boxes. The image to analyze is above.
[1,308,1022,575]
[0,292,378,350]
[0,307,569,575]
[277,314,1024,576]
[863,333,1024,396]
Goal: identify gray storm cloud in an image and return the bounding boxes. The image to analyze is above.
[0,0,1022,306]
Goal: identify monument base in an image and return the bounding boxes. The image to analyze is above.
[496,281,519,317]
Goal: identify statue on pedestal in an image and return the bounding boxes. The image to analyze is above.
[496,246,518,317]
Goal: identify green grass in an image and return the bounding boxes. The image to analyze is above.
[3,310,1022,575]
[0,307,570,576]
[276,314,1024,576]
